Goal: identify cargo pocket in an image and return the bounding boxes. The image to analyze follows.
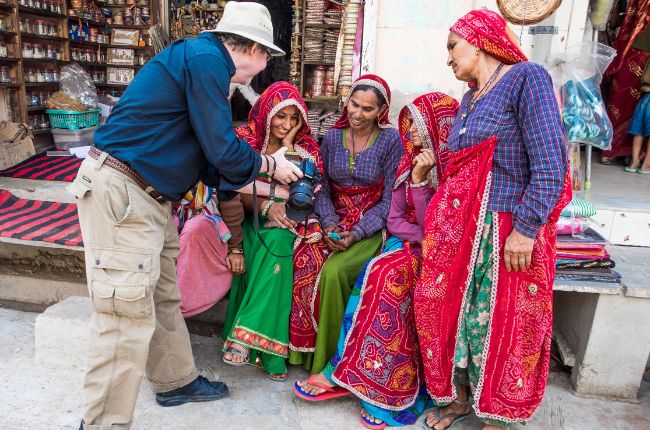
[66,174,92,200]
[89,247,153,319]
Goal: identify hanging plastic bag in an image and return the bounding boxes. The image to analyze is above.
[59,63,98,109]
[546,42,616,150]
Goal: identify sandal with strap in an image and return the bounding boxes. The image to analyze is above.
[222,345,249,367]
[266,371,288,382]
[423,399,471,430]
[360,409,387,429]
[292,374,351,401]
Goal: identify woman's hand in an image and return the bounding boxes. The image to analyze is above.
[226,253,245,275]
[411,149,436,184]
[336,231,358,250]
[266,201,297,229]
[282,115,303,150]
[323,225,344,251]
[504,229,535,271]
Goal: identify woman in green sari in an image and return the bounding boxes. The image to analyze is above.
[222,81,323,380]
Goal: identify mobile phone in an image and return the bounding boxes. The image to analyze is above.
[328,231,342,240]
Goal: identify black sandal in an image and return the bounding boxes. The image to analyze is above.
[423,399,471,430]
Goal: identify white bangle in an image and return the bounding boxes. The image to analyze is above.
[410,179,429,188]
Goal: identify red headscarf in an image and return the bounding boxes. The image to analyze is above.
[395,92,459,190]
[235,81,322,172]
[333,74,394,129]
[450,8,528,65]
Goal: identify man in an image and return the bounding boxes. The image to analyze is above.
[68,3,302,429]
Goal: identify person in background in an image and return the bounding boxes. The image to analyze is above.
[415,9,569,430]
[289,74,403,375]
[68,3,302,429]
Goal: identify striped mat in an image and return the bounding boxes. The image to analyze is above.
[0,152,82,182]
[0,190,82,247]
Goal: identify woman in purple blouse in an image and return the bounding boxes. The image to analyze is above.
[289,74,403,375]
[293,93,459,430]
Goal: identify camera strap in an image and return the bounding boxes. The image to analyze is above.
[251,181,306,259]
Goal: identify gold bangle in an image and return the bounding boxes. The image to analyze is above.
[228,248,243,255]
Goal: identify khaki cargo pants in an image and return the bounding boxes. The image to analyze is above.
[68,152,199,430]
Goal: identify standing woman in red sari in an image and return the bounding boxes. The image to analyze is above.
[415,9,570,430]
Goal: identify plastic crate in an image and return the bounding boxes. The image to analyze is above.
[46,109,100,130]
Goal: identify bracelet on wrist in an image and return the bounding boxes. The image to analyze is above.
[228,248,244,255]
[410,179,429,188]
[261,199,275,217]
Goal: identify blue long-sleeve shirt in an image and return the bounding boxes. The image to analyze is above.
[448,62,567,239]
[94,32,262,200]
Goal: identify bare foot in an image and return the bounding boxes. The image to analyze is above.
[361,408,384,426]
[296,372,333,395]
[425,400,471,430]
[223,343,249,365]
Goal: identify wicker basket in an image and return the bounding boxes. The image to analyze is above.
[46,109,100,131]
[496,0,563,26]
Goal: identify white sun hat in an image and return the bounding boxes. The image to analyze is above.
[205,2,285,56]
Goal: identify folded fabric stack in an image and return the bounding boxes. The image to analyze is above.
[318,110,339,140]
[323,29,338,64]
[338,0,362,97]
[308,107,323,140]
[555,198,619,283]
[305,0,326,25]
[304,27,325,62]
[323,8,342,25]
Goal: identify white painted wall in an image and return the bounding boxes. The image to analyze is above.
[363,0,592,121]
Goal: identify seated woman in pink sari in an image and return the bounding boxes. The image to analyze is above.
[293,93,459,429]
[415,9,570,430]
[289,74,403,375]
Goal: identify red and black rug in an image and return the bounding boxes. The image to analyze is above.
[0,190,82,247]
[0,152,82,182]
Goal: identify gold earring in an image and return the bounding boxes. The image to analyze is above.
[475,49,480,56]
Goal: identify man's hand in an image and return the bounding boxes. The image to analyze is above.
[270,147,303,185]
[504,229,535,272]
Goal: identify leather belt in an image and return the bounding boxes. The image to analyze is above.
[88,146,167,203]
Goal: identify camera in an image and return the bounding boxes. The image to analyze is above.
[285,158,320,222]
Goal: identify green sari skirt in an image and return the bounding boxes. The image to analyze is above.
[222,215,295,375]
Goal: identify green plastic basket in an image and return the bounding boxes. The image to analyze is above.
[46,109,100,130]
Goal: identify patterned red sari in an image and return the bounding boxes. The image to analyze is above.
[330,93,459,410]
[414,137,571,423]
[291,181,384,351]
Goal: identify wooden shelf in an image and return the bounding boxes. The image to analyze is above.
[67,15,106,27]
[303,61,335,65]
[0,82,20,88]
[0,3,16,12]
[18,6,66,19]
[20,33,69,42]
[69,40,153,50]
[304,96,339,102]
[27,105,47,111]
[0,30,17,37]
[305,23,341,29]
[30,128,53,135]
[25,82,60,87]
[22,57,69,63]
[106,24,150,29]
[0,57,21,64]
[96,82,129,88]
[77,62,142,69]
